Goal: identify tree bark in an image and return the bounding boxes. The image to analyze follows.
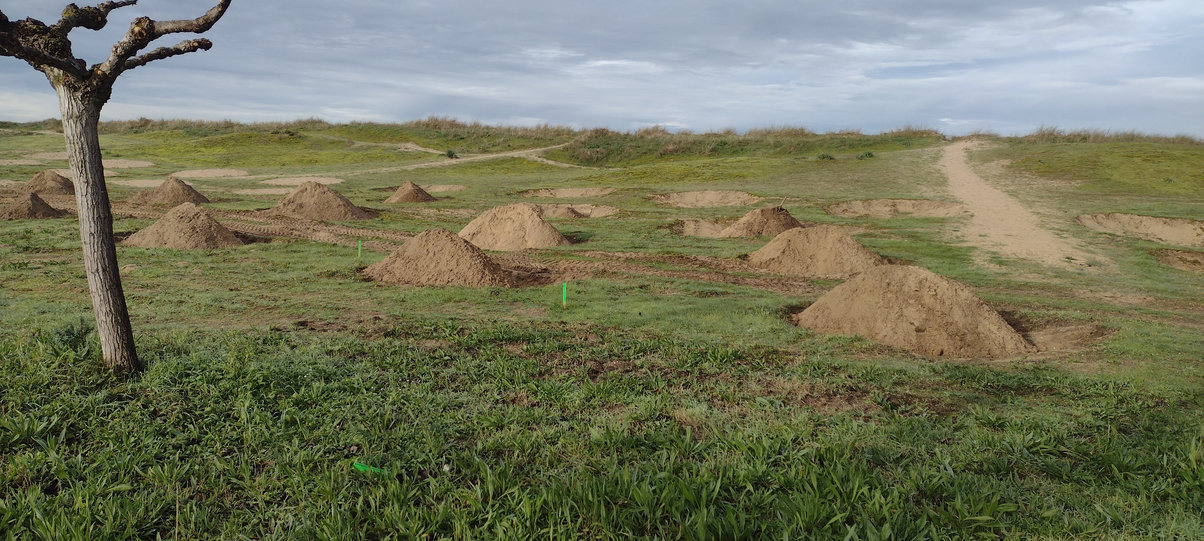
[57,88,140,373]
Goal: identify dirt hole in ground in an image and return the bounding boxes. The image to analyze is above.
[1078,213,1204,247]
[652,190,763,208]
[1153,249,1204,272]
[825,199,969,218]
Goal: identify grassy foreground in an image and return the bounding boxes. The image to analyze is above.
[2,119,1203,539]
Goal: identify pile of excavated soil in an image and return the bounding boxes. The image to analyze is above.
[172,168,248,178]
[523,187,616,198]
[130,177,210,206]
[536,204,621,218]
[262,176,344,186]
[825,199,969,218]
[459,203,572,251]
[719,206,803,238]
[748,225,884,279]
[1,193,68,220]
[21,170,74,196]
[123,202,243,249]
[652,190,763,208]
[1077,213,1204,247]
[363,228,515,287]
[268,181,376,221]
[1154,249,1204,272]
[794,265,1034,359]
[385,181,437,203]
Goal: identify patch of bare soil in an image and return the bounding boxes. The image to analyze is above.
[1153,249,1204,272]
[679,219,727,238]
[384,181,437,203]
[523,187,616,198]
[536,204,621,218]
[795,265,1035,359]
[1077,213,1204,247]
[825,199,969,218]
[363,228,515,287]
[262,176,344,186]
[29,151,68,160]
[111,179,171,188]
[719,206,803,238]
[422,184,469,193]
[104,159,154,168]
[267,181,376,221]
[398,142,446,154]
[233,188,292,195]
[652,190,763,208]
[459,203,572,251]
[748,225,884,279]
[0,159,42,166]
[20,170,74,196]
[172,168,249,179]
[1,193,68,220]
[940,141,1093,268]
[123,202,243,249]
[129,178,210,207]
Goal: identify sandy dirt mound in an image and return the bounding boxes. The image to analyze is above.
[523,187,616,198]
[20,170,74,196]
[262,176,344,186]
[748,225,884,279]
[385,181,437,203]
[130,177,210,206]
[1153,249,1204,272]
[459,203,572,251]
[720,206,803,238]
[268,181,376,221]
[794,265,1034,359]
[423,184,469,193]
[363,228,515,287]
[172,168,249,178]
[123,202,243,249]
[1077,213,1204,247]
[536,204,621,218]
[1,193,68,220]
[653,190,763,208]
[825,199,969,218]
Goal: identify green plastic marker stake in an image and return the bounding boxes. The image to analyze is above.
[357,240,362,259]
[352,462,388,475]
[562,282,567,309]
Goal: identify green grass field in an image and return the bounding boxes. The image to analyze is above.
[2,119,1202,539]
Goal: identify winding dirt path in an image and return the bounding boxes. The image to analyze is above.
[939,140,1093,269]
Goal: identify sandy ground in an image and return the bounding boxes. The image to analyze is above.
[172,169,250,178]
[262,177,344,186]
[940,141,1093,269]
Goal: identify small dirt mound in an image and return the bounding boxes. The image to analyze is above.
[1153,249,1204,272]
[385,181,437,203]
[364,228,515,287]
[720,206,804,238]
[459,203,572,251]
[129,177,210,206]
[825,199,969,218]
[1077,213,1204,247]
[21,170,74,196]
[1,193,68,220]
[653,190,763,208]
[523,187,616,198]
[268,181,376,221]
[123,202,243,249]
[748,225,884,279]
[794,265,1034,359]
[536,204,621,218]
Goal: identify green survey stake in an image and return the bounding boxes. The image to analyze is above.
[357,240,362,258]
[562,282,567,309]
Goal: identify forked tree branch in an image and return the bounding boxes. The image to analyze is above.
[96,0,230,78]
[52,1,137,33]
[0,14,88,78]
[124,38,212,70]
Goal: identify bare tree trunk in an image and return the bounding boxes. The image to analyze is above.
[57,88,140,373]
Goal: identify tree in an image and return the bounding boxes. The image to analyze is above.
[0,1,234,373]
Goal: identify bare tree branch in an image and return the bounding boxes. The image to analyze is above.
[52,1,137,32]
[0,15,87,78]
[94,0,230,80]
[124,38,212,71]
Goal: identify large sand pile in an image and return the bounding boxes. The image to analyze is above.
[720,206,804,238]
[129,177,210,206]
[363,228,515,287]
[1077,213,1204,247]
[384,181,437,203]
[1,193,68,220]
[21,170,74,196]
[794,265,1033,359]
[653,190,762,208]
[825,199,969,218]
[747,225,884,279]
[459,203,572,251]
[268,181,376,221]
[123,202,243,249]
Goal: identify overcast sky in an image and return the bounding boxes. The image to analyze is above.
[2,0,1202,136]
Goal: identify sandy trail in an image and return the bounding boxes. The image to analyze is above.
[939,141,1092,269]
